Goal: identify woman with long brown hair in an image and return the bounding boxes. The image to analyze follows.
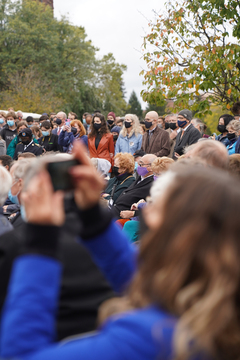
[88,113,115,169]
[1,142,240,360]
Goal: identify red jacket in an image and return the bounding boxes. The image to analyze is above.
[88,133,115,168]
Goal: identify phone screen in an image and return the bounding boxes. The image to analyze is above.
[47,159,79,191]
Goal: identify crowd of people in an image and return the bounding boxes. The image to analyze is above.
[0,105,240,359]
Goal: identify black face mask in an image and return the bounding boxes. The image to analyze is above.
[71,127,78,135]
[124,121,132,129]
[21,138,31,145]
[217,124,226,133]
[112,166,120,176]
[113,134,118,141]
[107,120,114,125]
[56,118,62,126]
[145,121,152,129]
[93,123,102,131]
[165,122,170,130]
[227,132,236,140]
[169,122,177,130]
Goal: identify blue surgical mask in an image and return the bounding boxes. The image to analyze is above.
[0,119,4,124]
[82,119,86,124]
[28,124,33,128]
[134,161,138,170]
[20,205,27,222]
[7,120,15,127]
[42,130,50,136]
[8,188,19,205]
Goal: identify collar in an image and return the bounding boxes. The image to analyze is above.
[141,174,153,181]
[24,140,33,150]
[182,124,191,132]
[148,126,157,134]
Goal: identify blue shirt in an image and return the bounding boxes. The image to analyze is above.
[115,133,142,155]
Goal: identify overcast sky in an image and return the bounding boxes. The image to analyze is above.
[54,0,165,109]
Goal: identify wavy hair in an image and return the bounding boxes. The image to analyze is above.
[88,113,109,139]
[129,165,240,360]
[120,114,142,138]
[70,120,86,137]
[114,152,135,174]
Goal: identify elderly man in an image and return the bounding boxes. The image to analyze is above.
[141,111,170,157]
[174,109,201,158]
[111,154,157,219]
[0,166,13,236]
[52,111,67,136]
[165,114,179,158]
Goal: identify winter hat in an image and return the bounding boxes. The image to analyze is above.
[111,126,121,134]
[178,109,192,121]
[107,112,116,120]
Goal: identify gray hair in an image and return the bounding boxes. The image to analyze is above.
[227,120,240,133]
[0,166,12,206]
[56,111,67,120]
[11,159,33,181]
[191,118,205,134]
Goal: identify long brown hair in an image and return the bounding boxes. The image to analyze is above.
[88,113,109,139]
[129,165,240,359]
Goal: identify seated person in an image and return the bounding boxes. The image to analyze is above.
[111,154,157,219]
[226,120,240,155]
[102,153,135,205]
[38,120,62,152]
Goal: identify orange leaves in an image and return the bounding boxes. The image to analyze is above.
[188,84,192,88]
[200,65,204,71]
[228,64,233,70]
[227,89,232,95]
[227,104,231,109]
[212,49,216,54]
[216,59,220,63]
[230,50,234,55]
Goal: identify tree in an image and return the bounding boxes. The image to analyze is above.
[145,102,167,116]
[0,0,127,116]
[128,91,142,118]
[141,0,240,117]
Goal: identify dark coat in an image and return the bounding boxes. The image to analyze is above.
[38,133,62,152]
[0,126,18,149]
[111,175,154,219]
[0,198,114,341]
[174,124,201,156]
[141,126,170,157]
[13,141,43,160]
[104,173,135,203]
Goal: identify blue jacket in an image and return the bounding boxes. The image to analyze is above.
[227,139,237,155]
[216,134,231,147]
[58,131,88,153]
[0,222,205,360]
[115,133,142,155]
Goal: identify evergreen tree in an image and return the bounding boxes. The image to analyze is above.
[128,91,142,119]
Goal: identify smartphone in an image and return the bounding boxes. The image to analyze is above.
[47,159,80,191]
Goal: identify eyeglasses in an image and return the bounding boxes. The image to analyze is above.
[139,162,151,167]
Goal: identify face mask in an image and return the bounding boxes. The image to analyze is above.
[227,132,236,140]
[42,130,49,137]
[165,122,170,130]
[169,123,177,130]
[112,166,120,176]
[137,166,149,177]
[158,124,163,129]
[107,119,114,125]
[153,175,159,181]
[8,187,20,205]
[21,205,27,222]
[7,120,15,127]
[71,127,78,135]
[217,124,226,134]
[28,124,33,128]
[113,135,118,141]
[93,123,102,131]
[134,161,138,170]
[124,121,132,129]
[177,119,187,128]
[82,119,86,124]
[145,121,152,129]
[56,118,62,126]
[0,119,4,124]
[21,138,31,145]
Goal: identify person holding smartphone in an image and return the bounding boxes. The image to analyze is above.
[58,120,88,153]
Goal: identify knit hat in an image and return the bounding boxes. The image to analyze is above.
[178,109,192,121]
[111,126,121,134]
[108,112,116,120]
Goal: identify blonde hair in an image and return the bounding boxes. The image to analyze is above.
[115,152,135,174]
[227,120,240,134]
[151,156,174,175]
[120,114,142,138]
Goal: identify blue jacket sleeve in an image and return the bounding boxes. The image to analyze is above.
[58,131,70,147]
[0,255,62,359]
[115,137,120,155]
[79,221,137,293]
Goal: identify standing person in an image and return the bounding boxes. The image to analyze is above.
[13,129,43,160]
[83,113,93,134]
[115,114,142,155]
[7,121,37,158]
[26,116,34,128]
[174,109,201,157]
[0,112,6,131]
[216,114,235,147]
[141,111,170,157]
[0,166,13,236]
[107,112,116,130]
[88,113,114,169]
[165,114,179,158]
[58,120,88,153]
[110,126,121,146]
[0,111,18,149]
[52,112,67,136]
[38,121,62,152]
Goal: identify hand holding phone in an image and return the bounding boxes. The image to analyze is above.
[47,159,80,191]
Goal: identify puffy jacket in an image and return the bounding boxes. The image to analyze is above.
[115,133,142,155]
